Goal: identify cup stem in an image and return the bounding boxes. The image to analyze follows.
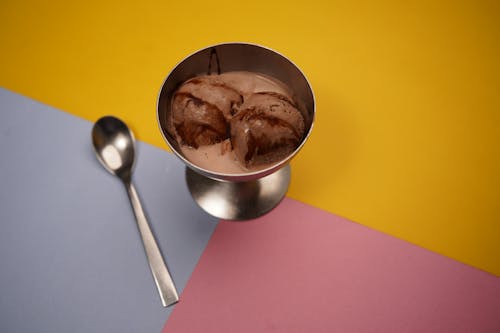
[185,165,291,220]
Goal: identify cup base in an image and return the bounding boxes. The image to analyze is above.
[185,165,291,220]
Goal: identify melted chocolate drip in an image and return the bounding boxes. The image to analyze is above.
[207,48,221,75]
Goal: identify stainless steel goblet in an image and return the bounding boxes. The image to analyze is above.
[157,43,315,220]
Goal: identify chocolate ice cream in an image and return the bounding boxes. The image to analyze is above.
[169,75,243,148]
[168,71,305,173]
[231,92,305,167]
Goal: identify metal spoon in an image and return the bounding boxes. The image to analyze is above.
[91,115,179,307]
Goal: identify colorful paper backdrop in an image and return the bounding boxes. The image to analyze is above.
[2,1,500,332]
[1,0,499,275]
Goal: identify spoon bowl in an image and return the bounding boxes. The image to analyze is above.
[92,116,135,180]
[91,115,179,307]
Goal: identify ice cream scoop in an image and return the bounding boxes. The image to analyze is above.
[230,91,305,167]
[170,92,228,148]
[169,75,243,148]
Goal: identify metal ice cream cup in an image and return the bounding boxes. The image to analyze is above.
[157,42,315,220]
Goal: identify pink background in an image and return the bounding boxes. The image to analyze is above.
[164,198,500,332]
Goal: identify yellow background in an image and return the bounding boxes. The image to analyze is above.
[1,0,499,275]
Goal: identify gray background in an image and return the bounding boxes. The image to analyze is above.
[0,88,218,332]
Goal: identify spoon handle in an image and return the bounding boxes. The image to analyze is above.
[125,181,179,307]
